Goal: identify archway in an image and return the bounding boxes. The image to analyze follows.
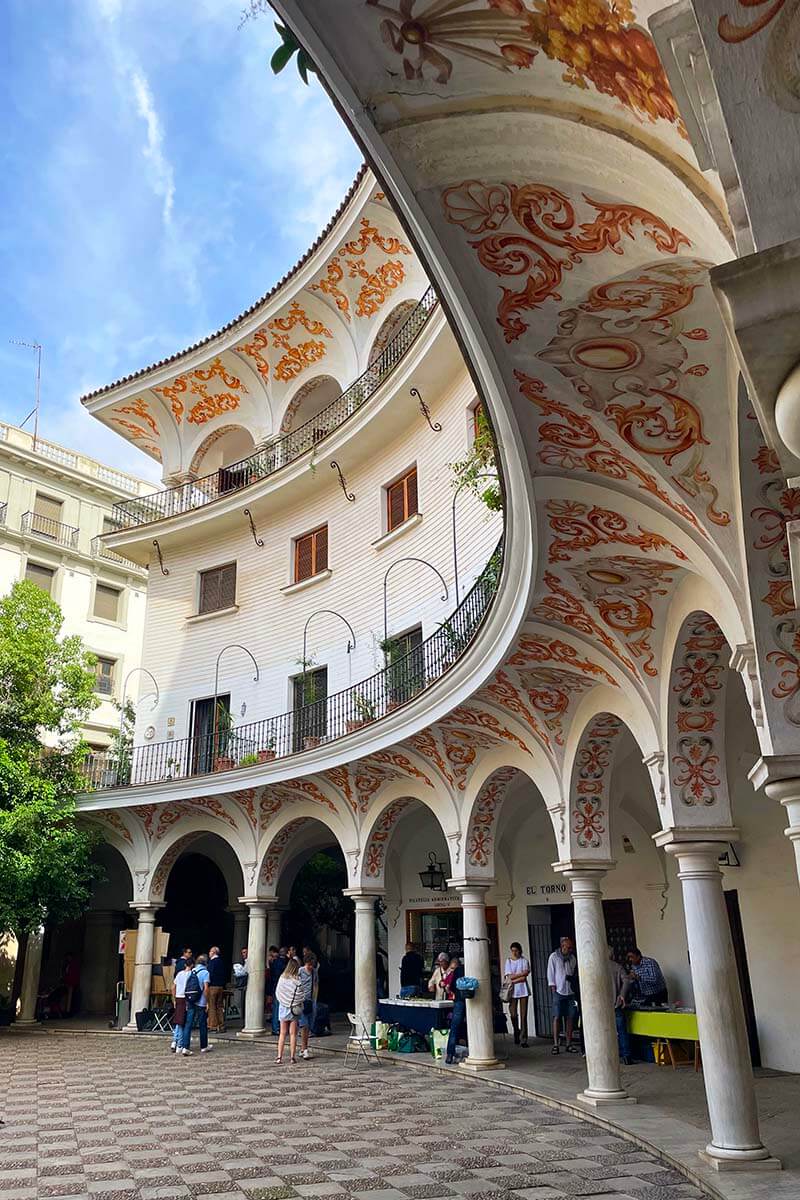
[189,424,256,476]
[279,374,341,434]
[153,832,245,973]
[367,299,417,367]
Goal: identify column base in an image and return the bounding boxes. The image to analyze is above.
[577,1089,636,1107]
[460,1056,505,1071]
[12,1020,42,1032]
[699,1146,781,1172]
[237,1028,269,1039]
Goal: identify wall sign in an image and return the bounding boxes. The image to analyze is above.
[405,891,460,907]
[524,882,568,899]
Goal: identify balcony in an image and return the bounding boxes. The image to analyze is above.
[109,286,439,532]
[0,502,6,526]
[21,511,79,549]
[82,539,502,791]
[91,534,140,571]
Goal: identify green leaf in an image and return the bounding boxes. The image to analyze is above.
[270,41,295,75]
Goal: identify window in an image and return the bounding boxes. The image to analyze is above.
[294,525,328,582]
[384,624,424,705]
[93,582,121,622]
[386,466,418,532]
[198,563,237,614]
[33,492,63,539]
[471,401,486,444]
[95,657,116,696]
[25,561,55,595]
[292,667,328,751]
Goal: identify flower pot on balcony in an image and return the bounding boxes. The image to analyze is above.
[386,699,403,713]
[345,718,374,733]
[214,756,235,772]
[303,736,321,750]
[257,749,276,762]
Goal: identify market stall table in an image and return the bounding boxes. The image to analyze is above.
[378,997,453,1034]
[626,1007,700,1070]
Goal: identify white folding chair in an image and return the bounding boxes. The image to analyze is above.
[344,1012,381,1070]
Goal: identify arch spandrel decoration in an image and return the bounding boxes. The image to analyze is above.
[567,713,622,860]
[361,797,415,888]
[666,611,733,826]
[258,817,312,897]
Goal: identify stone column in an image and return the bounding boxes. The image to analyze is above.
[16,927,45,1027]
[267,905,284,952]
[124,904,158,1032]
[657,833,780,1171]
[343,889,381,1034]
[749,757,800,889]
[238,899,268,1038]
[228,906,249,967]
[561,865,633,1106]
[82,909,126,1016]
[452,881,503,1070]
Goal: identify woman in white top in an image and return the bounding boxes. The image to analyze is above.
[274,958,304,1064]
[503,941,531,1047]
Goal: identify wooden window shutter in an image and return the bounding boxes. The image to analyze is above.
[93,583,120,622]
[34,493,63,522]
[199,563,236,614]
[25,561,54,594]
[295,534,314,582]
[387,479,405,531]
[406,467,418,518]
[314,525,328,572]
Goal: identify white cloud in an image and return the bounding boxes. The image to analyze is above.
[130,69,175,227]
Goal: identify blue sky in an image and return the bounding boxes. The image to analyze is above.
[0,0,362,481]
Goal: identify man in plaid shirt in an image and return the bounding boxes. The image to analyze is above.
[626,948,668,1006]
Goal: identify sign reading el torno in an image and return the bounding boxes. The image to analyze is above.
[525,882,568,899]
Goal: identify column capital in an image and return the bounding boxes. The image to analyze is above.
[553,859,615,882]
[654,831,736,880]
[342,888,385,901]
[749,753,800,792]
[446,878,494,894]
[129,902,159,917]
[238,896,273,911]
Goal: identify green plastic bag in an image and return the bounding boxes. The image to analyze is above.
[387,1025,399,1052]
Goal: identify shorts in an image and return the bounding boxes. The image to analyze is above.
[298,1011,310,1029]
[552,992,577,1021]
[278,1004,297,1023]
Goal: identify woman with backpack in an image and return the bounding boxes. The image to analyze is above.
[274,957,304,1064]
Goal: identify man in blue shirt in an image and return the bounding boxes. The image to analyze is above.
[626,948,668,1006]
[180,954,211,1055]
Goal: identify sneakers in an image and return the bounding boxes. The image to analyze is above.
[181,1048,192,1056]
[200,1045,213,1053]
[170,1044,177,1053]
[301,1048,312,1060]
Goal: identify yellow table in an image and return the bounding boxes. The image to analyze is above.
[627,1009,700,1070]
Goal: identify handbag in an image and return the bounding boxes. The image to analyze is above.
[499,976,514,1004]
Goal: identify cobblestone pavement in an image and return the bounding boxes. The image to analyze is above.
[1,1034,703,1200]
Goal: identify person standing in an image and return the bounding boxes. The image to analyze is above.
[547,935,578,1054]
[626,947,668,1006]
[427,953,450,1000]
[176,946,193,972]
[298,953,316,1060]
[206,946,226,1033]
[400,942,424,993]
[274,958,304,1065]
[503,941,531,1047]
[170,955,192,1053]
[270,946,288,1036]
[180,954,211,1056]
[445,963,467,1065]
[609,946,633,1065]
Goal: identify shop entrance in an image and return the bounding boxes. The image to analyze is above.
[406,905,500,984]
[527,898,636,1038]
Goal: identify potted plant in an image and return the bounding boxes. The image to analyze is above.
[257,736,276,763]
[213,703,236,771]
[436,618,468,669]
[346,692,376,732]
[380,636,418,710]
[239,753,260,767]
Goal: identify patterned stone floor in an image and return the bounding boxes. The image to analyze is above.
[0,1033,703,1200]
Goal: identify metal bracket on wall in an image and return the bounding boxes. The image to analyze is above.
[243,508,264,548]
[152,539,169,576]
[330,460,355,502]
[411,387,441,432]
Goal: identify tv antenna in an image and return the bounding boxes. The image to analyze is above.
[9,339,42,450]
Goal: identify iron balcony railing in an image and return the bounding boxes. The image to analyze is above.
[21,511,79,549]
[82,539,503,791]
[0,502,6,526]
[91,534,140,570]
[109,286,439,531]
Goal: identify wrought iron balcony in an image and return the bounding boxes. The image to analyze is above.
[21,511,79,548]
[82,540,502,791]
[109,286,439,531]
[0,502,6,526]
[91,534,140,570]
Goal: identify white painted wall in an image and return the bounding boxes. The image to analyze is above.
[0,426,149,745]
[134,361,502,747]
